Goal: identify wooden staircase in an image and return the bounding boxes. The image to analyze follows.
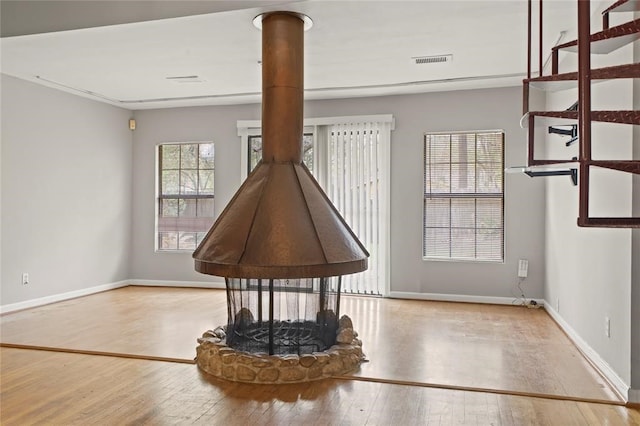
[522,0,640,228]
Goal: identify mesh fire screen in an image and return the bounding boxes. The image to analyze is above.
[225,277,342,355]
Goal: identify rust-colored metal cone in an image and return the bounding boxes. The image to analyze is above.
[193,161,369,279]
[194,12,368,278]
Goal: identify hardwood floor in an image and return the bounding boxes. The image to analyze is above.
[0,286,621,403]
[1,348,638,425]
[0,286,225,362]
[344,296,620,402]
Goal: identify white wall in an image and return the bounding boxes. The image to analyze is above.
[0,74,133,305]
[543,39,634,389]
[131,86,546,298]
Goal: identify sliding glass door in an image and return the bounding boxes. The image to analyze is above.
[239,116,392,296]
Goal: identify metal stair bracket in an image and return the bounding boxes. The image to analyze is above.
[548,124,578,146]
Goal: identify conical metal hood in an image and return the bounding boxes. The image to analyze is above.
[193,11,368,279]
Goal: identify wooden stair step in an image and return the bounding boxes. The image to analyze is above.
[525,63,640,90]
[529,63,640,82]
[529,110,640,125]
[603,0,640,15]
[528,159,579,166]
[553,18,640,54]
[590,160,640,174]
[578,217,640,228]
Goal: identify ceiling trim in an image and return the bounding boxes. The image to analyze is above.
[31,72,526,107]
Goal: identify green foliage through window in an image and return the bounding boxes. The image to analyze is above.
[157,142,215,251]
[248,134,314,173]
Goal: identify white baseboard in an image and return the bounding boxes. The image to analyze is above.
[129,279,225,289]
[0,280,129,314]
[388,291,545,307]
[543,300,629,402]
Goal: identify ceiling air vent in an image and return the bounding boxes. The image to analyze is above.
[413,54,452,65]
[166,75,206,83]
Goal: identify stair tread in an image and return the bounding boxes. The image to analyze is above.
[528,110,640,125]
[553,19,640,54]
[525,63,640,83]
[578,217,640,228]
[528,159,579,166]
[591,160,640,174]
[525,63,640,91]
[603,0,640,14]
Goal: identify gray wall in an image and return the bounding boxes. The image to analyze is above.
[131,103,260,282]
[632,117,640,395]
[631,36,640,395]
[543,43,634,385]
[132,86,546,298]
[0,74,133,305]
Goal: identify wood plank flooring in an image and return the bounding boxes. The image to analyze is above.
[345,296,620,402]
[0,286,623,405]
[1,348,638,425]
[0,286,225,362]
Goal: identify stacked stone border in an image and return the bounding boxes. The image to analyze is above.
[196,315,365,383]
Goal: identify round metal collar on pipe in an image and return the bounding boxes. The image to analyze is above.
[253,12,313,31]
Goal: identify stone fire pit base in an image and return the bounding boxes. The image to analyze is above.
[196,315,365,383]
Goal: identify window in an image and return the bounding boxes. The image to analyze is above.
[157,142,215,251]
[248,133,314,173]
[423,131,504,261]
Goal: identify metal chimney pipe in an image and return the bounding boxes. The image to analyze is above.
[261,12,304,164]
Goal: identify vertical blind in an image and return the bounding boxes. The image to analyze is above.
[423,131,504,261]
[239,115,393,296]
[327,121,390,295]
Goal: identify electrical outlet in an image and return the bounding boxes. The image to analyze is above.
[518,259,529,278]
[22,273,29,285]
[605,317,611,338]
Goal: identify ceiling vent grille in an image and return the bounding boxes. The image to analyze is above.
[166,75,205,83]
[413,54,452,65]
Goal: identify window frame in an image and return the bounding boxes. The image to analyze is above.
[155,141,215,253]
[422,130,505,263]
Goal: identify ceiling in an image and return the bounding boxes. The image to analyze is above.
[0,0,578,110]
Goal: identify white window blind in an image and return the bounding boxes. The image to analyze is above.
[157,142,215,251]
[327,121,390,295]
[423,131,504,261]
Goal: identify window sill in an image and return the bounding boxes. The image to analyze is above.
[155,249,195,254]
[422,256,504,264]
